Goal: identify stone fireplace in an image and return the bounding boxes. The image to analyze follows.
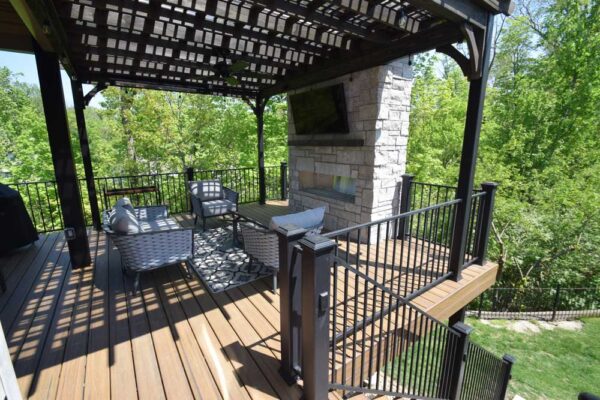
[287,58,414,235]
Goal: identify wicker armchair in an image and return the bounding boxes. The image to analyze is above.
[188,180,239,230]
[102,205,193,291]
[240,207,325,292]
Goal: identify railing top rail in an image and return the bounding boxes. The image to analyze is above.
[411,181,458,190]
[323,198,461,238]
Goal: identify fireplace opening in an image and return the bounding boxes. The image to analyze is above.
[298,171,356,203]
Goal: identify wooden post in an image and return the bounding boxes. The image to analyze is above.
[300,235,336,400]
[475,182,498,264]
[275,223,308,383]
[255,97,267,205]
[71,80,101,231]
[186,166,194,213]
[33,40,91,268]
[448,15,495,281]
[397,173,414,238]
[280,161,288,200]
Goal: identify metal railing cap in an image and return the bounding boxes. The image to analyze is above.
[298,234,337,252]
[275,223,307,237]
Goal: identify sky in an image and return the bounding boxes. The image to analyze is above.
[0,50,104,108]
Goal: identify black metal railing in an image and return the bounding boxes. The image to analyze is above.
[461,343,514,400]
[400,174,497,267]
[329,199,460,301]
[292,228,513,400]
[5,163,287,233]
[327,262,463,398]
[9,180,64,233]
[469,286,600,321]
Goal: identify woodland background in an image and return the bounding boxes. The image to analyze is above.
[1,0,598,290]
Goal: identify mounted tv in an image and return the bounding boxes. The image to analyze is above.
[290,83,349,135]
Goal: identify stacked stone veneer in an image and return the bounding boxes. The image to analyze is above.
[288,58,414,237]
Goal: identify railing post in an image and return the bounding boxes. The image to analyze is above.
[280,161,288,200]
[397,173,414,238]
[497,354,515,400]
[476,182,498,264]
[551,285,561,321]
[478,292,485,319]
[185,167,194,213]
[448,322,472,400]
[299,235,336,400]
[275,223,308,383]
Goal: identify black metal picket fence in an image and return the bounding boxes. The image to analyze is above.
[5,163,288,233]
[274,182,513,400]
[468,286,600,321]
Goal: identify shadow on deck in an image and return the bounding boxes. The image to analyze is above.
[0,200,497,399]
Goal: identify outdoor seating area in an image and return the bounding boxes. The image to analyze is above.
[0,199,499,399]
[0,0,518,398]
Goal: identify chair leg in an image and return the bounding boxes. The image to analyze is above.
[194,215,198,225]
[203,217,206,231]
[133,272,141,294]
[272,274,278,293]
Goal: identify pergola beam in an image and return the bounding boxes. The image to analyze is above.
[10,0,76,75]
[79,72,258,97]
[262,21,463,97]
[404,0,488,29]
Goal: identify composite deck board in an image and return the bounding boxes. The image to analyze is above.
[0,200,496,399]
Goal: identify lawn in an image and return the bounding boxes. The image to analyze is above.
[466,317,600,400]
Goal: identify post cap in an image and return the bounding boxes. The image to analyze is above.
[275,223,307,238]
[299,234,337,253]
[452,321,473,336]
[502,354,516,364]
[481,182,499,189]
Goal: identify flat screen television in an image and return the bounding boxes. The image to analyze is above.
[289,83,349,135]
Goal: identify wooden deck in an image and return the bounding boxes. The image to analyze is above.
[0,200,497,399]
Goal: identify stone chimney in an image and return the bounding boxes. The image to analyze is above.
[287,57,413,237]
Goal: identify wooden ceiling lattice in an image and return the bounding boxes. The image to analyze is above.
[40,0,511,98]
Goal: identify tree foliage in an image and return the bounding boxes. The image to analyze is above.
[407,0,600,288]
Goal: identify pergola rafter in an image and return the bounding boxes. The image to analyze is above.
[5,0,513,98]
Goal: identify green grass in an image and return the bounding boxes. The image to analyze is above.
[467,317,600,400]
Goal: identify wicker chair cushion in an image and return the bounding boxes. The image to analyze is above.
[140,217,181,232]
[201,199,237,216]
[115,197,135,214]
[269,206,326,232]
[190,180,224,201]
[110,206,141,234]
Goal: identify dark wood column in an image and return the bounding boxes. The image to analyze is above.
[448,15,495,281]
[33,40,91,268]
[71,80,101,230]
[249,96,268,205]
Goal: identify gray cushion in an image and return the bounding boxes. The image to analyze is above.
[110,207,141,234]
[269,206,326,231]
[201,199,237,217]
[190,180,224,201]
[140,217,181,232]
[115,197,135,214]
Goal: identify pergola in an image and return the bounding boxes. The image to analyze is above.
[1,0,512,272]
